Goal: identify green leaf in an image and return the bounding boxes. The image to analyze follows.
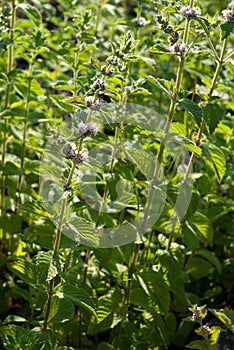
[187,257,213,278]
[17,4,41,26]
[88,289,126,334]
[34,251,59,284]
[186,339,209,350]
[209,309,234,332]
[131,269,170,314]
[220,21,234,40]
[0,325,30,350]
[177,99,203,126]
[125,147,156,179]
[203,103,225,134]
[0,213,22,235]
[185,212,213,245]
[149,43,171,54]
[205,144,226,181]
[62,284,96,317]
[49,294,75,324]
[62,216,99,247]
[19,201,51,218]
[96,343,115,350]
[3,316,27,324]
[50,95,74,113]
[3,161,23,175]
[8,259,36,286]
[148,75,172,97]
[167,134,201,156]
[195,249,222,274]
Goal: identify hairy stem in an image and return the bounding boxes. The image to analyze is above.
[123,5,193,304]
[43,159,77,330]
[184,38,228,180]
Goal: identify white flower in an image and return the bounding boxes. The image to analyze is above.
[171,43,186,55]
[85,96,93,107]
[87,122,98,136]
[222,9,234,21]
[78,121,89,134]
[181,5,201,17]
[132,16,148,27]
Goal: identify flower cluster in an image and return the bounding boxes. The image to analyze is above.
[171,42,186,55]
[62,142,88,164]
[101,65,114,75]
[189,304,207,322]
[77,121,98,136]
[85,95,101,110]
[132,16,148,27]
[168,31,179,46]
[222,9,234,21]
[62,142,76,160]
[91,78,106,90]
[181,5,201,17]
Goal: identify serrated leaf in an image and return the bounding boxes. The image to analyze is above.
[34,251,59,283]
[131,270,170,314]
[19,201,51,218]
[186,339,208,350]
[177,99,203,126]
[185,212,213,245]
[50,95,74,113]
[62,284,96,317]
[62,216,99,247]
[167,134,201,156]
[148,75,172,96]
[193,17,210,35]
[209,309,234,332]
[149,43,171,54]
[49,294,75,324]
[205,144,226,182]
[125,147,156,179]
[220,21,234,40]
[8,259,36,286]
[17,4,41,26]
[203,103,225,134]
[187,257,213,278]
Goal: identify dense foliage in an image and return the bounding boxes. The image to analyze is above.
[0,0,233,349]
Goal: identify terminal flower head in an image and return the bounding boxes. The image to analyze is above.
[181,5,201,17]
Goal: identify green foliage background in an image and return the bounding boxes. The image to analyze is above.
[0,0,233,349]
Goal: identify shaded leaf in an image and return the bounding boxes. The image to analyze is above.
[62,284,96,317]
[185,212,213,245]
[203,103,225,134]
[205,144,226,182]
[177,99,203,126]
[220,21,234,40]
[17,4,41,26]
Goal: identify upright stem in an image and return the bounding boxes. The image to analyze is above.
[123,8,193,304]
[184,38,228,180]
[1,0,16,214]
[43,160,76,330]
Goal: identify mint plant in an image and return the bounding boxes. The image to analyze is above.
[0,0,233,349]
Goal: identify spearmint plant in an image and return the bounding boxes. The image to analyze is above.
[0,1,233,349]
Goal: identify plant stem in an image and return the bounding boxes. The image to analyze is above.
[43,159,77,330]
[123,5,193,304]
[1,0,16,214]
[184,38,228,180]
